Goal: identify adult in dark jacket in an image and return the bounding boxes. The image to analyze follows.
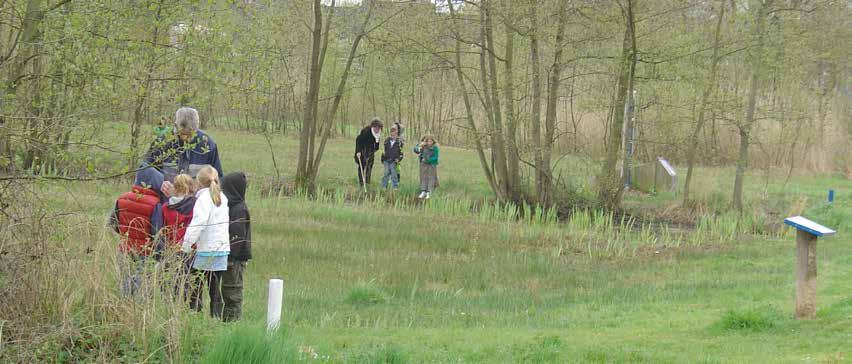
[354,118,383,187]
[221,172,251,322]
[145,107,223,184]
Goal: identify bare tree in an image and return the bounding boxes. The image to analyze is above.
[540,0,568,206]
[733,0,771,213]
[128,0,167,172]
[501,1,521,202]
[528,0,545,204]
[295,0,326,190]
[479,0,513,201]
[295,0,376,191]
[447,0,501,197]
[2,0,73,171]
[597,0,638,211]
[310,1,375,180]
[683,0,726,206]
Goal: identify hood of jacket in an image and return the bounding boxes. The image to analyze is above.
[134,165,164,200]
[167,195,197,214]
[222,172,247,208]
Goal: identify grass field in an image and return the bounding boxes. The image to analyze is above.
[6,125,851,363]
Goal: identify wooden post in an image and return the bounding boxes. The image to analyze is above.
[795,229,817,319]
[784,215,836,320]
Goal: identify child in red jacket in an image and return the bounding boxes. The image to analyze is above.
[160,174,197,298]
[161,174,197,250]
[110,166,165,296]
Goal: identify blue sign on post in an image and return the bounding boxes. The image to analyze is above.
[784,216,837,237]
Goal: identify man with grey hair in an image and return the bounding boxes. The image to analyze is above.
[144,107,223,184]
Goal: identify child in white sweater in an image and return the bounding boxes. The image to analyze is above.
[182,166,230,317]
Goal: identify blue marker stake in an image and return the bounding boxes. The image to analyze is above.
[828,189,834,203]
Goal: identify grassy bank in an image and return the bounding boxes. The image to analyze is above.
[2,125,849,362]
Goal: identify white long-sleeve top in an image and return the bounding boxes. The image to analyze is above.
[182,187,230,254]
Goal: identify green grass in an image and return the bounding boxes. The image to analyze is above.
[712,306,784,333]
[345,281,388,306]
[199,325,295,364]
[8,125,851,363]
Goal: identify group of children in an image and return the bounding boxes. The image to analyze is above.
[379,123,440,199]
[111,164,251,322]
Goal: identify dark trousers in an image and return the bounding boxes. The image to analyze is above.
[356,155,375,186]
[167,253,194,300]
[222,259,247,322]
[189,269,224,318]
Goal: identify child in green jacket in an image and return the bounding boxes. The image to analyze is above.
[414,135,439,199]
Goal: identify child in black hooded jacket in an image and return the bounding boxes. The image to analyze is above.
[220,172,251,322]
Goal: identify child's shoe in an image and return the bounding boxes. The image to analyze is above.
[418,191,426,199]
[425,192,431,199]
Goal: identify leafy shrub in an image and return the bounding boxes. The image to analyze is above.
[713,307,782,333]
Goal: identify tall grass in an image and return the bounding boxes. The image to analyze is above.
[272,187,786,259]
[4,176,850,362]
[199,324,294,364]
[0,188,224,362]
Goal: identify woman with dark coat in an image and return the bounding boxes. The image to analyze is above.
[354,118,384,187]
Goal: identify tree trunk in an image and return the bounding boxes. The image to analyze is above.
[528,1,545,204]
[295,0,324,190]
[482,0,511,201]
[303,0,335,184]
[7,0,44,170]
[541,0,569,206]
[569,64,580,153]
[128,0,164,173]
[310,1,374,179]
[683,0,726,206]
[732,125,751,212]
[502,6,521,203]
[447,0,500,197]
[733,0,769,213]
[479,1,511,200]
[597,0,637,211]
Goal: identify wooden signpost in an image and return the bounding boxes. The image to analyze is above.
[783,216,836,320]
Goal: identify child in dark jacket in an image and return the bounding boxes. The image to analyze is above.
[110,165,165,296]
[221,172,251,322]
[380,126,403,189]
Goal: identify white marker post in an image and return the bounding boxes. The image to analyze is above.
[783,216,836,320]
[267,279,284,332]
